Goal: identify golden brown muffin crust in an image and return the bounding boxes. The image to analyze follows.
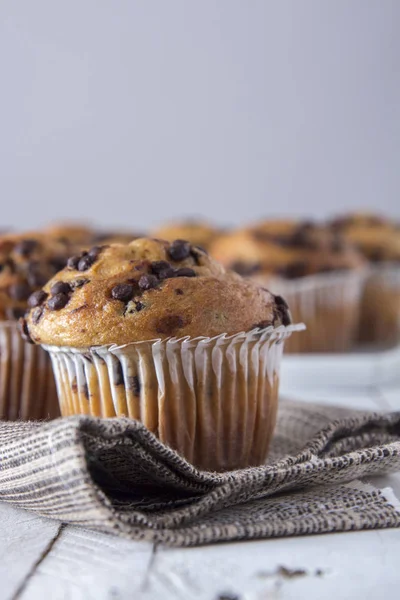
[210,221,366,279]
[24,238,290,347]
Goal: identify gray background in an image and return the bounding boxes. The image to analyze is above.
[0,0,399,231]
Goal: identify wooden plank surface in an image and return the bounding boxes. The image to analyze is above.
[0,365,398,600]
[0,504,61,600]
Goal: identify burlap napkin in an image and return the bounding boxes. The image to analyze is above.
[1,399,400,547]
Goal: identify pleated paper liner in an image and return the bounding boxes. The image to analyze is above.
[359,263,400,347]
[0,321,59,420]
[254,270,366,353]
[43,324,304,472]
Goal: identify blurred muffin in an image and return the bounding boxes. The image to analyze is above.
[210,220,366,353]
[91,229,146,245]
[329,213,400,346]
[329,213,400,262]
[151,219,220,251]
[45,222,94,248]
[25,237,298,471]
[210,220,364,279]
[0,233,67,419]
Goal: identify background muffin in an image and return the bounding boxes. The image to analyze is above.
[329,213,400,346]
[151,219,221,251]
[210,220,365,279]
[210,220,366,353]
[0,232,68,419]
[25,237,296,471]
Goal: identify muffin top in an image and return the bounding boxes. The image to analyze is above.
[91,229,146,245]
[329,213,400,262]
[209,220,365,279]
[45,222,94,246]
[23,237,291,347]
[151,220,220,251]
[0,233,71,321]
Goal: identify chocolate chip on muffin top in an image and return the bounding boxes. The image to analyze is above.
[24,237,291,346]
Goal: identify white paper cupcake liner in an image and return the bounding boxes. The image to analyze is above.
[0,321,59,420]
[254,270,366,353]
[359,263,400,346]
[43,324,303,472]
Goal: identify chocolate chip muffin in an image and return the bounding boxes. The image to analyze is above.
[329,213,400,263]
[26,237,299,471]
[210,221,366,353]
[45,222,94,247]
[329,213,400,346]
[90,229,146,246]
[151,220,220,251]
[0,233,69,419]
[210,220,364,279]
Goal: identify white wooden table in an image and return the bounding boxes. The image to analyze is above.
[2,352,400,600]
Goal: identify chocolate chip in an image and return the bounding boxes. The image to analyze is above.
[14,239,38,257]
[230,261,261,276]
[127,375,141,396]
[18,318,34,344]
[289,226,319,249]
[70,278,89,289]
[155,315,186,335]
[6,307,26,320]
[47,293,69,311]
[274,295,291,326]
[27,269,48,288]
[168,239,191,261]
[369,248,385,262]
[138,274,159,290]
[111,283,135,302]
[175,288,184,295]
[28,290,48,308]
[174,267,196,277]
[32,306,44,324]
[67,255,81,269]
[151,261,176,279]
[113,362,124,386]
[50,256,68,272]
[77,254,94,271]
[50,281,71,296]
[8,282,31,301]
[135,301,145,311]
[87,245,104,260]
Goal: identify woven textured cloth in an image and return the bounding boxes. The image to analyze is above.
[0,400,400,547]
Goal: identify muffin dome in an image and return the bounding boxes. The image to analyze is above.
[210,220,365,279]
[24,237,290,347]
[151,220,220,251]
[329,213,400,263]
[0,233,71,321]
